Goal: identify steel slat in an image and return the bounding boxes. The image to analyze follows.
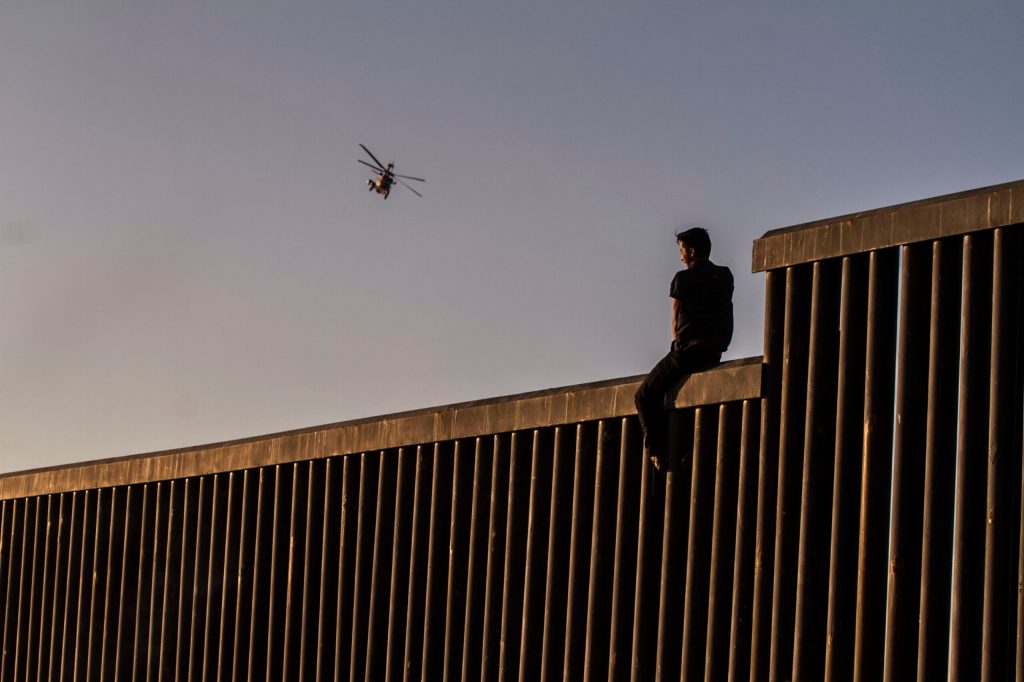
[882,244,932,681]
[605,418,641,682]
[822,255,869,681]
[705,403,741,682]
[791,260,842,681]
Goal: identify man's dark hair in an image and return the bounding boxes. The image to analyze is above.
[675,227,712,259]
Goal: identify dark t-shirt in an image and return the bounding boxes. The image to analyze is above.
[670,259,734,352]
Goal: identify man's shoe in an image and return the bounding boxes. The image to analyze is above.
[648,452,671,472]
[645,434,669,472]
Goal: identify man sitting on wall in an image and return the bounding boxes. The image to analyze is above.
[635,227,734,471]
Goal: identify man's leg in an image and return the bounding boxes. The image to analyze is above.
[635,348,722,468]
[634,350,686,460]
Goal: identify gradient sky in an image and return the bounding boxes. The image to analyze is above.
[2,1,1022,473]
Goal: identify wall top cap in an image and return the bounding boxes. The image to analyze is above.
[0,357,762,500]
[752,179,1024,272]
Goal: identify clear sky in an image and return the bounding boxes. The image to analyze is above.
[2,1,1022,473]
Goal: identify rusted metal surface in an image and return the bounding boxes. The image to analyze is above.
[0,182,1022,680]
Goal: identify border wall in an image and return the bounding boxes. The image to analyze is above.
[1,180,1022,681]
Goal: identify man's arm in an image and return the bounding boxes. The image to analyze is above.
[672,297,681,341]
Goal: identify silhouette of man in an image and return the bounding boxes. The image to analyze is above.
[635,227,734,471]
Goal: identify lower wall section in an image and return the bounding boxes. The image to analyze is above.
[0,401,761,681]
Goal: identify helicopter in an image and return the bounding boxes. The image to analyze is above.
[358,144,425,199]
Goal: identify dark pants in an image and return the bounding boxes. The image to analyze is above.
[634,347,721,456]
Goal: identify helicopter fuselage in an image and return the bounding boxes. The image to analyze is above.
[368,166,395,198]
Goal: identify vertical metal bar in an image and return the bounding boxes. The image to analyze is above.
[99,487,127,681]
[173,479,195,678]
[949,231,992,679]
[13,496,39,681]
[852,247,900,682]
[705,403,741,682]
[1008,229,1024,681]
[365,451,397,682]
[444,440,476,681]
[184,477,211,681]
[654,412,694,682]
[156,480,182,682]
[149,477,171,679]
[72,490,95,680]
[60,492,82,682]
[916,237,962,681]
[383,449,414,682]
[517,429,554,682]
[266,466,286,679]
[130,483,153,679]
[281,464,308,680]
[46,494,69,682]
[34,495,56,682]
[680,406,720,681]
[540,426,574,681]
[0,498,16,682]
[203,474,232,681]
[315,459,341,682]
[727,400,761,681]
[1014,231,1024,682]
[457,438,494,682]
[479,435,510,681]
[8,497,27,680]
[27,496,46,682]
[231,471,256,682]
[26,496,44,682]
[606,418,642,682]
[583,420,622,682]
[243,469,272,682]
[298,462,325,682]
[882,243,932,681]
[402,445,434,681]
[114,487,140,681]
[1019,465,1024,682]
[824,255,871,682]
[0,499,9,679]
[562,424,596,681]
[30,496,52,682]
[217,472,241,682]
[7,493,32,679]
[348,454,378,682]
[167,475,193,675]
[767,264,814,681]
[265,465,294,682]
[333,457,359,681]
[981,227,1019,680]
[630,426,665,682]
[497,432,531,682]
[750,268,786,682]
[84,488,111,681]
[791,259,842,682]
[423,442,455,682]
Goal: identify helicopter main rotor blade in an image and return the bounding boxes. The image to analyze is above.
[358,144,388,171]
[392,172,425,182]
[358,159,387,173]
[397,178,423,197]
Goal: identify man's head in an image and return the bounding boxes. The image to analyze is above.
[675,227,711,267]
